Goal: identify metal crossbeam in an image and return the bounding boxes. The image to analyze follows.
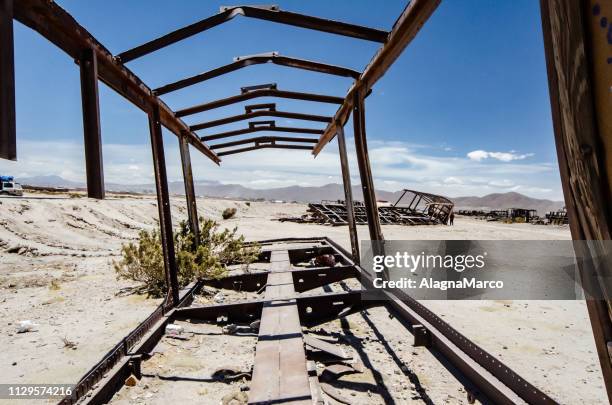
[190,108,331,131]
[154,53,360,95]
[176,87,343,117]
[216,143,314,157]
[210,136,318,150]
[116,5,388,63]
[201,122,323,142]
[200,264,359,292]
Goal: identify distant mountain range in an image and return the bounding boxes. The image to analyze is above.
[18,175,564,214]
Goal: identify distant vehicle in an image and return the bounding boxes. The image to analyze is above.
[0,176,23,196]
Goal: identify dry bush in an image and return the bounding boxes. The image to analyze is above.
[114,218,259,297]
[222,207,237,219]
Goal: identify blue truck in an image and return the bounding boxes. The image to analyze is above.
[0,176,23,196]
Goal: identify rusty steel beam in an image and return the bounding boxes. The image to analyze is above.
[154,53,360,95]
[201,122,324,142]
[336,124,360,263]
[173,289,364,323]
[0,0,16,161]
[217,143,314,157]
[13,0,220,164]
[148,105,180,306]
[352,90,383,242]
[116,5,388,63]
[178,134,200,245]
[210,136,318,150]
[249,250,312,404]
[190,109,331,131]
[200,265,358,292]
[313,0,441,156]
[79,48,105,199]
[176,87,343,117]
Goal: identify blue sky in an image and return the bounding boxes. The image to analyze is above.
[0,1,564,199]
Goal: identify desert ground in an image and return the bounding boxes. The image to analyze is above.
[0,192,605,404]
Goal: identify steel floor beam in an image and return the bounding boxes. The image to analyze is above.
[249,249,312,404]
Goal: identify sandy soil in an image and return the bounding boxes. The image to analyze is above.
[0,192,605,404]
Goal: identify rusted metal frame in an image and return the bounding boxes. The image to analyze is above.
[210,136,318,150]
[173,289,364,323]
[148,105,180,306]
[201,124,324,142]
[60,281,201,405]
[79,48,105,199]
[336,124,360,263]
[322,237,558,404]
[0,0,16,161]
[13,0,220,165]
[313,0,441,156]
[217,143,314,157]
[352,90,383,242]
[116,5,388,63]
[190,109,332,131]
[178,133,200,245]
[540,0,612,400]
[176,87,344,117]
[154,53,360,95]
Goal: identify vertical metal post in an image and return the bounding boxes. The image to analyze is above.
[0,0,16,161]
[352,89,383,242]
[336,124,360,263]
[540,0,612,399]
[79,48,105,199]
[148,104,179,306]
[179,133,200,245]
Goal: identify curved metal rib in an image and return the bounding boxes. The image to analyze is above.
[217,143,314,157]
[154,53,360,95]
[116,5,388,63]
[210,135,318,150]
[175,86,343,117]
[190,109,331,131]
[200,123,324,142]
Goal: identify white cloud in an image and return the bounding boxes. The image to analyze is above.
[0,138,563,200]
[467,150,534,162]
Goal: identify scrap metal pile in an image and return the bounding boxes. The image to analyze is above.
[456,207,569,225]
[281,189,454,226]
[456,208,538,222]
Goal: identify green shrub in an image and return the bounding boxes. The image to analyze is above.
[222,207,237,219]
[114,217,259,297]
